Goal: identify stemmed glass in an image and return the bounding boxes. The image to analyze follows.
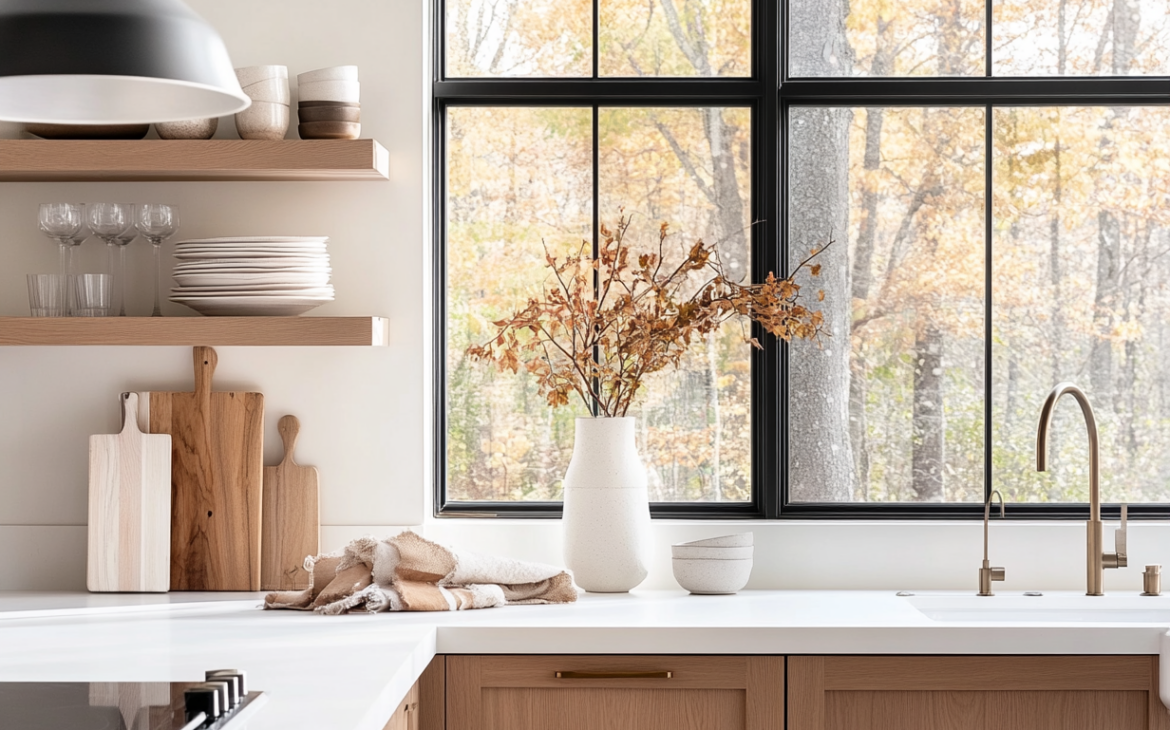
[37,203,83,315]
[136,204,180,317]
[88,203,131,316]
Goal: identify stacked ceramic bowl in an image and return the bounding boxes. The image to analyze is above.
[297,66,360,140]
[169,236,334,316]
[671,533,754,594]
[235,65,290,140]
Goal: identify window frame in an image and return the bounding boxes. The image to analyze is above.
[433,0,779,518]
[434,0,1170,520]
[779,2,1170,521]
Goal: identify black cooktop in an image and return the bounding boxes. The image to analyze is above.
[0,672,264,730]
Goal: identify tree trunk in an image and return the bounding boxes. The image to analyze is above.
[786,0,853,504]
[847,22,892,500]
[1091,210,1120,410]
[703,107,749,282]
[707,332,724,501]
[1049,137,1064,383]
[912,324,946,501]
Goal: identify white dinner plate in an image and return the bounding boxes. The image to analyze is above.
[170,295,332,316]
[171,286,335,297]
[172,272,332,287]
[174,252,330,261]
[173,258,330,269]
[176,236,329,244]
[174,247,328,256]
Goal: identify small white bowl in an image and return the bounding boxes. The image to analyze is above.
[235,65,288,87]
[298,65,359,84]
[677,532,753,548]
[670,545,753,560]
[672,557,752,595]
[241,78,290,104]
[298,79,360,103]
[155,117,218,140]
[235,101,289,140]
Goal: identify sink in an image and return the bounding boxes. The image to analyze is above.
[907,594,1170,624]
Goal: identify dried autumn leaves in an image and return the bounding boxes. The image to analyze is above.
[468,216,828,418]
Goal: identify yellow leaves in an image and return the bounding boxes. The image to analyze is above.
[464,214,831,417]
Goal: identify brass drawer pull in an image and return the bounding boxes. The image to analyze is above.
[555,670,673,679]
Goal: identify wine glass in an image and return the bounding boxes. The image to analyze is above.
[38,203,83,314]
[136,204,180,317]
[87,203,131,317]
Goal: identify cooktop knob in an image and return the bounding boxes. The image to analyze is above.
[184,684,220,722]
[207,668,247,697]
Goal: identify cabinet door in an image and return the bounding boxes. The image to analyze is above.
[447,655,783,730]
[788,656,1170,730]
[383,678,419,730]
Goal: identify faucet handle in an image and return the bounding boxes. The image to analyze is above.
[1106,503,1128,569]
[1116,503,1128,567]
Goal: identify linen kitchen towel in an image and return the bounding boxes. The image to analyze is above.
[264,530,578,614]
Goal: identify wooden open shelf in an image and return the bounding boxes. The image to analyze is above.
[0,317,389,346]
[0,140,390,181]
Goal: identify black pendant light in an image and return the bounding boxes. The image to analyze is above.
[0,0,249,124]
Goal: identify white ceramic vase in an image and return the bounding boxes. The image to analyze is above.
[562,417,651,592]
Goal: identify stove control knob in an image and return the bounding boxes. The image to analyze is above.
[205,672,239,707]
[184,684,221,723]
[208,668,247,697]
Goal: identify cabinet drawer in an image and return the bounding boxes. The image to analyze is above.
[447,655,783,730]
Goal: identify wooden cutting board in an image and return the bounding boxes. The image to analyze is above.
[140,346,264,591]
[88,392,172,592]
[261,415,320,590]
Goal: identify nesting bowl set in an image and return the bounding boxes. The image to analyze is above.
[296,66,361,140]
[671,533,754,594]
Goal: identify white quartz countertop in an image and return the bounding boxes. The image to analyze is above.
[3,589,1170,729]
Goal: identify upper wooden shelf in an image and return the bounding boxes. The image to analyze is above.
[0,140,390,181]
[0,317,389,346]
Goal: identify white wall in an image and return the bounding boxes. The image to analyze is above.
[0,0,425,589]
[4,0,1168,597]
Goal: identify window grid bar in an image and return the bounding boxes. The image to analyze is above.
[983,103,993,508]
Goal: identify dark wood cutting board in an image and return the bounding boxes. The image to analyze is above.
[261,415,320,590]
[143,346,264,591]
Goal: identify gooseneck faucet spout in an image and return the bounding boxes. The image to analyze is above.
[1035,382,1127,596]
[978,490,1005,596]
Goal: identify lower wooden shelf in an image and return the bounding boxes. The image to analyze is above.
[0,316,389,346]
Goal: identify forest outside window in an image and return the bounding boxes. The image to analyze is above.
[438,0,1170,518]
[784,0,1170,517]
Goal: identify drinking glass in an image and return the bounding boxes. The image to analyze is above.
[37,203,83,312]
[26,274,68,317]
[73,274,112,317]
[87,203,130,316]
[136,204,180,317]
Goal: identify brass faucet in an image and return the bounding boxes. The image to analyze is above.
[1035,382,1128,596]
[978,490,1005,596]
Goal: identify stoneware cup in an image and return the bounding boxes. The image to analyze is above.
[298,121,361,140]
[298,79,360,104]
[241,77,290,104]
[155,117,219,140]
[297,105,361,123]
[234,65,287,87]
[297,65,359,84]
[235,101,290,140]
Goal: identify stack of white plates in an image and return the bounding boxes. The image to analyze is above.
[169,236,334,316]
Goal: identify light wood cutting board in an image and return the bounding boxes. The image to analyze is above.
[88,392,171,592]
[261,415,320,590]
[139,346,264,591]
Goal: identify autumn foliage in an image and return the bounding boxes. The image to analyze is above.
[468,215,826,417]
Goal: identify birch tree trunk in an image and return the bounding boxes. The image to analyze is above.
[787,0,855,502]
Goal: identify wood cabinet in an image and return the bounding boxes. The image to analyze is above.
[788,656,1170,730]
[444,655,784,730]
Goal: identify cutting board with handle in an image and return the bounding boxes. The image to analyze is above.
[88,392,172,592]
[139,346,264,591]
[261,415,320,590]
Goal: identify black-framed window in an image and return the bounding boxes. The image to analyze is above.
[436,0,1170,520]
